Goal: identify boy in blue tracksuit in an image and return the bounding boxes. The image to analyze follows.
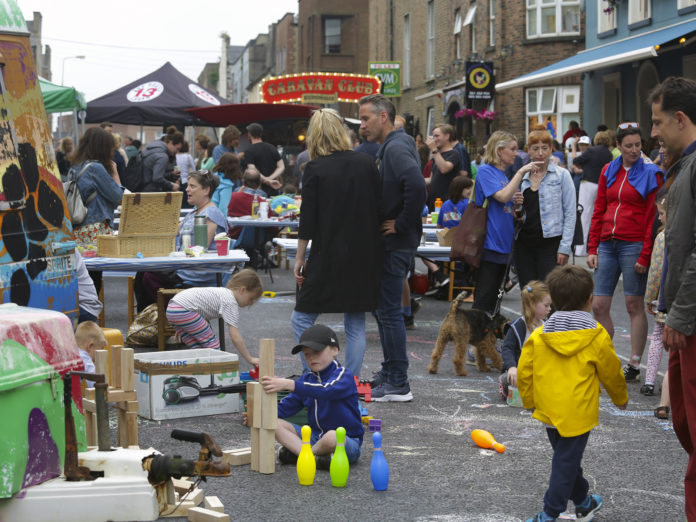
[261,324,364,469]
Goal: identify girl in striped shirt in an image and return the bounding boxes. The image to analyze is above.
[166,269,263,366]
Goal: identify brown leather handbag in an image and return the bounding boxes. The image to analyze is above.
[450,178,488,267]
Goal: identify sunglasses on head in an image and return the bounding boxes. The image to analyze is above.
[617,122,639,130]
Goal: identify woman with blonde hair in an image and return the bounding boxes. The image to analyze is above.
[472,130,538,314]
[292,108,382,377]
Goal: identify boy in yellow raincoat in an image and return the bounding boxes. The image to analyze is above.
[518,265,628,522]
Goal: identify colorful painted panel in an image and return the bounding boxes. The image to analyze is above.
[0,28,78,317]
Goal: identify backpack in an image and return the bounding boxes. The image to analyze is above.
[123,151,146,192]
[126,303,159,347]
[62,162,97,226]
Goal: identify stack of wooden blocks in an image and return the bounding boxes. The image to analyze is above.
[245,338,277,474]
[163,478,229,521]
[83,346,138,448]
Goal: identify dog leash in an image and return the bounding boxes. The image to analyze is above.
[492,221,522,317]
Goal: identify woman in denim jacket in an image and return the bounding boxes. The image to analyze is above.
[514,129,576,287]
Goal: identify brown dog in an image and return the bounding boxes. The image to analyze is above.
[427,291,507,376]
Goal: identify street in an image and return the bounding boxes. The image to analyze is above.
[101,259,686,522]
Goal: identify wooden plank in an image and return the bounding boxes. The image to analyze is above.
[258,338,275,379]
[116,400,139,413]
[126,411,138,447]
[161,500,197,518]
[221,448,251,466]
[84,388,137,402]
[204,496,224,513]
[117,408,128,448]
[166,480,176,506]
[259,339,277,429]
[94,350,109,385]
[250,427,260,471]
[171,477,194,495]
[84,410,97,446]
[187,506,230,522]
[247,382,262,429]
[83,398,96,413]
[111,345,122,389]
[121,348,135,392]
[258,428,276,474]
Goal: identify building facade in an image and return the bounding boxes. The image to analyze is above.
[370,0,585,149]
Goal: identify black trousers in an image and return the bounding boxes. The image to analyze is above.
[514,236,561,288]
[472,260,507,315]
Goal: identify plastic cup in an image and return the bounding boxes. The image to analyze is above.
[431,212,439,224]
[215,238,230,256]
[507,386,523,407]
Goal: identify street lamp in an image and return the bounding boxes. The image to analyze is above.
[61,55,85,85]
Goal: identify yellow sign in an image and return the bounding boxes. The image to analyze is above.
[301,93,339,104]
[468,67,491,90]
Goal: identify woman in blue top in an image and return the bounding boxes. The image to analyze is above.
[437,175,473,229]
[134,171,229,311]
[473,131,540,314]
[211,153,243,214]
[514,129,576,287]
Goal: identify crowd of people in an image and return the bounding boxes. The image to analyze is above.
[61,76,696,521]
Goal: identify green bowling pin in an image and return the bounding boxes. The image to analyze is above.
[297,425,316,486]
[329,427,349,487]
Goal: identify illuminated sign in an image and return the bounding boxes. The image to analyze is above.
[260,73,382,104]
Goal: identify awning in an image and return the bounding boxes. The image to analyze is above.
[496,18,696,91]
[185,103,317,127]
[39,77,86,113]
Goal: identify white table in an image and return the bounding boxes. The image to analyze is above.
[227,217,299,229]
[272,238,452,262]
[85,251,249,350]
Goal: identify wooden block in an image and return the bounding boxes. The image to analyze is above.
[204,496,224,513]
[250,427,259,471]
[180,487,203,506]
[121,348,135,392]
[162,500,197,518]
[247,382,262,429]
[84,410,97,446]
[165,480,176,506]
[258,428,275,474]
[117,408,128,448]
[95,350,109,385]
[116,400,139,413]
[258,338,275,379]
[171,477,194,495]
[84,388,137,402]
[187,506,230,522]
[111,345,122,389]
[126,411,138,447]
[83,398,96,413]
[260,390,277,429]
[222,448,251,466]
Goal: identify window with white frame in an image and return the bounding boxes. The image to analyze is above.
[526,86,580,137]
[678,0,696,8]
[427,1,435,78]
[454,9,462,60]
[426,107,435,136]
[526,0,580,38]
[463,4,477,54]
[403,14,411,87]
[489,0,496,47]
[597,2,617,34]
[628,0,651,24]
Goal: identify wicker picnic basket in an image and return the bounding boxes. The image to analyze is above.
[97,192,183,258]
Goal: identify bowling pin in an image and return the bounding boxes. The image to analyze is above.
[370,431,389,491]
[329,427,349,487]
[471,429,506,453]
[297,425,316,486]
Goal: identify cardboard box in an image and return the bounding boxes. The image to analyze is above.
[134,349,240,420]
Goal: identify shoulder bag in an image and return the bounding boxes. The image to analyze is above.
[450,177,488,268]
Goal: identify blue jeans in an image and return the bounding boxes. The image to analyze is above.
[543,428,590,518]
[291,310,366,377]
[594,239,647,297]
[291,423,362,463]
[374,249,416,387]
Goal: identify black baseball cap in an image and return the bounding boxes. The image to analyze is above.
[291,324,340,354]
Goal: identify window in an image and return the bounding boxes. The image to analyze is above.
[426,107,435,136]
[403,14,411,87]
[597,2,616,34]
[678,0,696,9]
[489,0,496,47]
[454,9,462,60]
[463,4,477,54]
[526,0,580,38]
[324,18,341,54]
[526,86,580,137]
[427,1,435,78]
[628,0,651,25]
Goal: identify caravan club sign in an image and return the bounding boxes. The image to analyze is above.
[260,73,382,104]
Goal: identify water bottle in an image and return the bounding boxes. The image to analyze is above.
[252,194,259,218]
[193,215,207,248]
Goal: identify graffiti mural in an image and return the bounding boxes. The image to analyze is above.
[0,4,78,317]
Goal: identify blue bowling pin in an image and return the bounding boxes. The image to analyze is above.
[370,431,389,491]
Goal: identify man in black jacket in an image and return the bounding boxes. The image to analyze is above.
[141,132,183,192]
[359,93,426,402]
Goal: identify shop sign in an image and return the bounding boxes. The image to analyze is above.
[260,73,381,104]
[465,62,495,100]
[368,61,401,97]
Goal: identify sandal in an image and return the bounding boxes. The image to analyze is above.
[654,406,670,420]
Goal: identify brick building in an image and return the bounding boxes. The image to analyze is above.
[370,0,585,149]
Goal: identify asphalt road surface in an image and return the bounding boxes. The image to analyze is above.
[100,258,687,522]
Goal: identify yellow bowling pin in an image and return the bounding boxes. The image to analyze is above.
[471,429,506,453]
[297,425,316,485]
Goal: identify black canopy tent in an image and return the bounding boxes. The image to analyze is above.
[85,62,230,126]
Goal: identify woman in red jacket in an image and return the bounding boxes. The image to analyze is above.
[587,123,663,383]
